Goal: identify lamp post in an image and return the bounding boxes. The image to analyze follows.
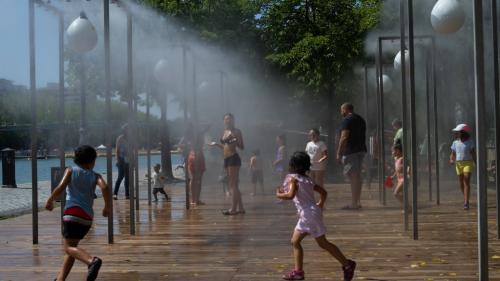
[471,1,488,279]
[28,0,38,245]
[35,0,67,238]
[66,12,98,146]
[104,0,114,244]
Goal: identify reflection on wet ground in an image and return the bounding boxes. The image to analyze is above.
[0,181,499,280]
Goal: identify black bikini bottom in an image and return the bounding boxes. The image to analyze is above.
[224,153,241,168]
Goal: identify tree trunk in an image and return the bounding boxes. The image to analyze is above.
[327,78,337,178]
[159,92,174,179]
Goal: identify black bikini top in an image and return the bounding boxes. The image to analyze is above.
[220,135,237,145]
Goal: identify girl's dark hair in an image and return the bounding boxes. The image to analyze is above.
[223,113,234,119]
[289,151,311,175]
[74,145,97,166]
[393,143,402,152]
[460,131,470,140]
[311,128,320,136]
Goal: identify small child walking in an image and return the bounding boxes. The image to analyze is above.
[391,144,404,206]
[276,151,356,281]
[449,124,476,210]
[250,149,264,196]
[45,145,111,281]
[152,164,170,202]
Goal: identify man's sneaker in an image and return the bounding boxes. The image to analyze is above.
[283,270,305,280]
[464,202,470,210]
[342,260,356,281]
[87,257,102,281]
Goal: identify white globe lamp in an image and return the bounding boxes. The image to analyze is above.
[154,59,169,83]
[66,12,98,54]
[394,50,410,72]
[430,0,465,34]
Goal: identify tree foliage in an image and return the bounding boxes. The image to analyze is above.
[258,0,380,96]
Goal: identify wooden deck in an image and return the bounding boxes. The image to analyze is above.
[0,180,500,281]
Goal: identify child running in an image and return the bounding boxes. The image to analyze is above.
[276,151,356,281]
[250,149,264,196]
[391,143,404,206]
[45,145,111,281]
[152,163,170,202]
[449,123,476,210]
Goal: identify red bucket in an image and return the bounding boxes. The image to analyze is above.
[384,176,394,188]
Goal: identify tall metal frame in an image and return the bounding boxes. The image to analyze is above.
[29,0,38,245]
[104,0,114,244]
[472,1,488,279]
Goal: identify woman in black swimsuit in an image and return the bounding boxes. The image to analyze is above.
[210,113,245,215]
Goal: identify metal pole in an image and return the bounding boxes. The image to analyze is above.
[126,11,135,235]
[146,90,152,206]
[79,55,87,145]
[425,53,432,202]
[364,65,373,191]
[432,38,440,206]
[193,61,199,130]
[472,0,488,279]
[400,0,409,231]
[57,10,66,236]
[375,49,382,204]
[407,0,418,240]
[182,46,190,210]
[134,95,139,211]
[104,0,114,244]
[492,0,500,239]
[29,0,38,245]
[220,71,225,113]
[377,38,387,206]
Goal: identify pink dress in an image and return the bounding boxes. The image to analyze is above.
[283,174,326,238]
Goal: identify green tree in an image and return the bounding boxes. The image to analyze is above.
[258,0,380,155]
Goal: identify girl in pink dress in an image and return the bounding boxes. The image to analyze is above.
[276,151,356,281]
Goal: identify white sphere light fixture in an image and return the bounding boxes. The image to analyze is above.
[430,0,465,34]
[394,50,410,72]
[198,81,209,92]
[154,59,169,83]
[382,74,393,93]
[66,12,98,54]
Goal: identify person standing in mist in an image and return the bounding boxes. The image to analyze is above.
[337,103,367,210]
[305,129,328,187]
[392,119,403,146]
[210,113,246,215]
[113,124,129,200]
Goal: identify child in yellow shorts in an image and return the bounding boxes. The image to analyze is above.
[449,124,476,210]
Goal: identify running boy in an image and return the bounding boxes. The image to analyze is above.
[276,151,356,281]
[449,123,476,210]
[45,145,111,281]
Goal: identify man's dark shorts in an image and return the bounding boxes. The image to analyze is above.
[343,152,365,177]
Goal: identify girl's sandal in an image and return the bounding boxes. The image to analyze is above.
[221,209,238,216]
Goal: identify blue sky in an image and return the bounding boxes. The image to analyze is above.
[0,0,59,87]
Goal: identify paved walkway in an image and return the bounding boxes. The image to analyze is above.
[0,182,52,217]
